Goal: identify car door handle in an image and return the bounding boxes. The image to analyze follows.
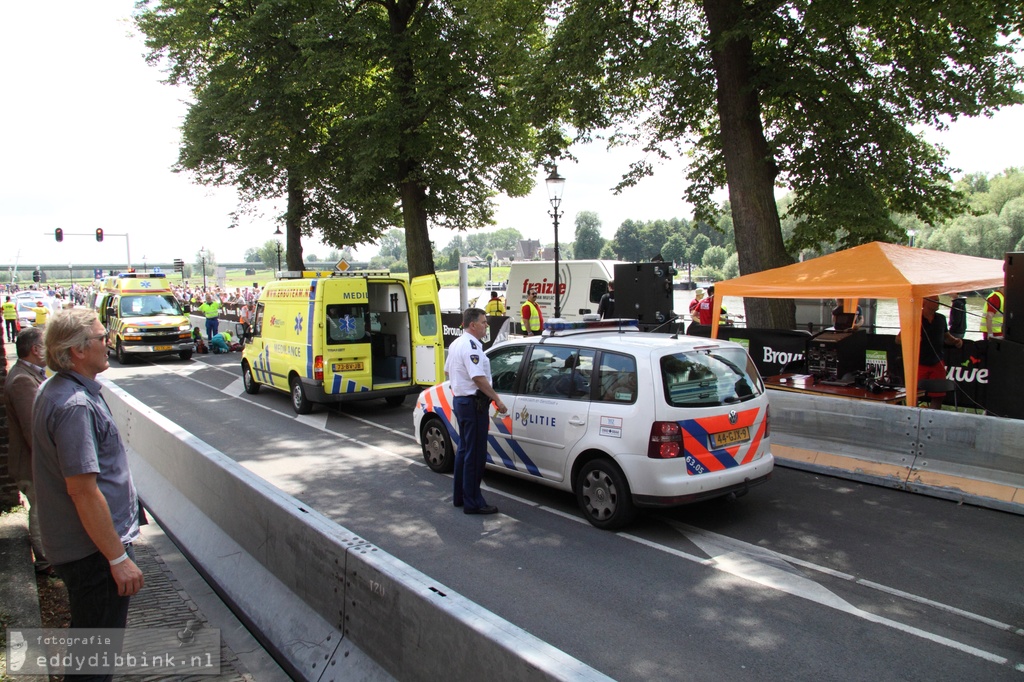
[569,416,586,426]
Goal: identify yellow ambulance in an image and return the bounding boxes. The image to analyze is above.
[241,270,445,413]
[93,273,193,364]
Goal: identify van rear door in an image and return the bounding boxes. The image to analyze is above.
[409,275,444,385]
[321,279,373,396]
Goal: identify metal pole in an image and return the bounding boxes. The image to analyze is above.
[553,211,561,318]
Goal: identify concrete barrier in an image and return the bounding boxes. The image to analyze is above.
[103,380,612,682]
[769,391,1024,513]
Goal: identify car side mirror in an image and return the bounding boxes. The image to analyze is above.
[106,306,116,319]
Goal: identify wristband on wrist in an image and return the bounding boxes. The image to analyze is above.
[109,552,129,566]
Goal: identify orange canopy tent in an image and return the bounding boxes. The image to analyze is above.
[710,242,1005,398]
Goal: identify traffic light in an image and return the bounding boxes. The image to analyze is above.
[55,228,64,242]
[33,270,40,282]
[95,228,104,242]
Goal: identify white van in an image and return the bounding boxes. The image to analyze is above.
[506,260,621,327]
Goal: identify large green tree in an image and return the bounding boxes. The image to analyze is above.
[573,211,604,259]
[137,0,557,279]
[548,0,1024,327]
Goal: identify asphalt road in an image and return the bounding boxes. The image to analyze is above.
[104,350,1024,681]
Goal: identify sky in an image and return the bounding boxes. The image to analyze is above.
[2,0,1023,270]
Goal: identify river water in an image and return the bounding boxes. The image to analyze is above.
[441,288,990,340]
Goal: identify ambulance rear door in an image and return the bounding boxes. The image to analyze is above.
[409,275,444,385]
[321,278,373,397]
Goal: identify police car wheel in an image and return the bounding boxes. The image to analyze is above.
[576,459,636,530]
[242,362,260,395]
[421,417,454,473]
[179,350,193,361]
[290,375,312,414]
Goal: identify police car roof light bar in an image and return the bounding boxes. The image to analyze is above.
[543,318,641,335]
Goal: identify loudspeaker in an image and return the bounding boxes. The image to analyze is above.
[985,337,1024,419]
[1004,252,1024,343]
[613,262,675,327]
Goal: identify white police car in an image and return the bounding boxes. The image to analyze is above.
[413,320,774,529]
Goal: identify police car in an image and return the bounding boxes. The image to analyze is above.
[413,320,774,529]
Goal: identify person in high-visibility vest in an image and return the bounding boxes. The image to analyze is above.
[484,291,505,316]
[198,293,222,341]
[521,289,543,335]
[982,288,1004,339]
[2,295,17,342]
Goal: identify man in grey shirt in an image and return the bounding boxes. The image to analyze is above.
[33,308,143,671]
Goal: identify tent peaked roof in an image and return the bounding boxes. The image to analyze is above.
[715,241,1004,300]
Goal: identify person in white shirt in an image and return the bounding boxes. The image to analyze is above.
[444,308,507,515]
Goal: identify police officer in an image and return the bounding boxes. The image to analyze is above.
[445,308,507,515]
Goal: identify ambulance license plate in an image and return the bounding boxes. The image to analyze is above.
[711,426,750,448]
[332,362,364,372]
[154,345,172,351]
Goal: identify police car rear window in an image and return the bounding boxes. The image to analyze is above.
[660,348,763,407]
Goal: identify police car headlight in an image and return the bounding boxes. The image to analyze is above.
[178,324,191,332]
[125,327,140,334]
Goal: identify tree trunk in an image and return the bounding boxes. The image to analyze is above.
[703,0,794,329]
[389,0,436,281]
[285,170,305,270]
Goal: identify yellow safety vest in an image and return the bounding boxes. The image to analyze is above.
[982,290,1004,335]
[522,300,541,332]
[2,301,16,320]
[485,298,505,316]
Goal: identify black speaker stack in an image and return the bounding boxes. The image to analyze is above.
[1004,252,1023,344]
[613,262,676,329]
[985,252,1024,418]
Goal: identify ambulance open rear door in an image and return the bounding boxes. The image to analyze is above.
[409,275,444,385]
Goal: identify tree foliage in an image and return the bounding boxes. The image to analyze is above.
[547,0,1024,326]
[136,0,557,279]
[573,211,605,259]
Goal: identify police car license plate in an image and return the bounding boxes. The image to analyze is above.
[711,426,750,448]
[154,345,172,351]
[332,362,364,372]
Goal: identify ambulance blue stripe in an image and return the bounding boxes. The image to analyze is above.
[332,374,342,393]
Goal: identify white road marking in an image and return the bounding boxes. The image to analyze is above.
[121,362,1024,672]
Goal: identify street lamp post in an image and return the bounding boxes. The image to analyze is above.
[69,264,73,292]
[546,166,566,319]
[200,248,208,291]
[274,227,284,271]
[907,229,917,247]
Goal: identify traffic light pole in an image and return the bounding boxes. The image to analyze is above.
[48,230,131,270]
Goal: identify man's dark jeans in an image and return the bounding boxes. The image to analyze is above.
[54,545,134,682]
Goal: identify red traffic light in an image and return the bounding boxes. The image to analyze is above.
[95,228,104,242]
[55,228,64,242]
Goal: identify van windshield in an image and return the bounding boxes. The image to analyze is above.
[326,304,369,344]
[660,348,763,407]
[119,295,182,318]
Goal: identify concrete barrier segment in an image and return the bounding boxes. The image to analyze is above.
[769,391,1024,513]
[100,379,613,682]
